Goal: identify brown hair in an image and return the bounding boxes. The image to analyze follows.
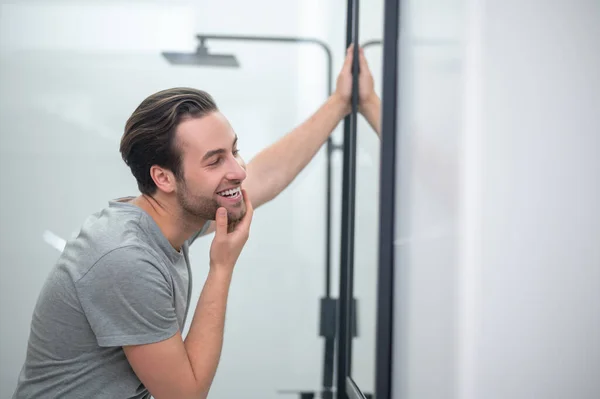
[120,87,218,195]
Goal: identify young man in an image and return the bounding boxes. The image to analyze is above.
[12,46,380,399]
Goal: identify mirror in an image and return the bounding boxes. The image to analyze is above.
[347,0,385,398]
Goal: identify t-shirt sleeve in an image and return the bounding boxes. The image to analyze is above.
[75,246,179,347]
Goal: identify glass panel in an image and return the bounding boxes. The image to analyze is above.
[392,1,600,399]
[392,0,465,398]
[350,0,385,397]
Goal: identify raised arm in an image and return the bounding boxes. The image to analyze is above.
[243,92,348,208]
[241,47,355,209]
[245,45,383,207]
[357,46,382,137]
[360,93,381,137]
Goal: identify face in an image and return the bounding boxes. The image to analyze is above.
[173,112,247,224]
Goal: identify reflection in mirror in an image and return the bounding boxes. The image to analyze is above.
[348,0,384,397]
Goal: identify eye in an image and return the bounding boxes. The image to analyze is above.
[233,149,240,156]
[209,157,223,166]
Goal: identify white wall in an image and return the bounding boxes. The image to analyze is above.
[475,1,600,397]
[392,0,600,398]
[0,0,384,398]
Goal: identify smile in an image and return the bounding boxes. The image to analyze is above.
[216,186,241,200]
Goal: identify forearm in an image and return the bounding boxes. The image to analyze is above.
[244,93,348,208]
[360,94,382,137]
[183,268,233,398]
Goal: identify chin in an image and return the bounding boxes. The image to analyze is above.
[227,206,246,223]
[215,196,245,219]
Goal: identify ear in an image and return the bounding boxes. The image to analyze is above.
[150,165,177,194]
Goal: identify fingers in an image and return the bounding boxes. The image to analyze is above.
[342,43,354,73]
[214,207,228,237]
[358,47,368,70]
[343,44,371,75]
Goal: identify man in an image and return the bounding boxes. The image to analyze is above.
[12,45,380,399]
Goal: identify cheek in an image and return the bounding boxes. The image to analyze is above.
[182,171,214,196]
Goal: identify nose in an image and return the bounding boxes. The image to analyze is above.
[225,155,247,182]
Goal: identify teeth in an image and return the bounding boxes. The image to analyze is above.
[218,187,240,197]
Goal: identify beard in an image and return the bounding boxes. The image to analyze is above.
[176,179,246,227]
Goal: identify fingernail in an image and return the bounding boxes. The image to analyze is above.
[218,208,226,216]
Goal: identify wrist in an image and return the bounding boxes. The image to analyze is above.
[328,92,351,118]
[359,93,380,115]
[208,263,235,280]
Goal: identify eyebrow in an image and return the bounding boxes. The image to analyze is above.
[202,135,238,161]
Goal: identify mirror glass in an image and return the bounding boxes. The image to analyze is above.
[347,0,385,397]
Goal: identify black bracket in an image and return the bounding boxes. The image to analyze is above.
[319,297,358,339]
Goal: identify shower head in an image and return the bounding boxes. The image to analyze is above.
[161,42,240,68]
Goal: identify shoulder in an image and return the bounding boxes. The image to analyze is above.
[99,243,162,265]
[77,243,169,286]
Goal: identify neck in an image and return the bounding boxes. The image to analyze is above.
[131,194,206,251]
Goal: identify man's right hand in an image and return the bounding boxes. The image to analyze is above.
[209,189,254,271]
[124,192,253,399]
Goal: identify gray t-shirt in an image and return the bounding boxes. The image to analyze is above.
[12,198,210,399]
